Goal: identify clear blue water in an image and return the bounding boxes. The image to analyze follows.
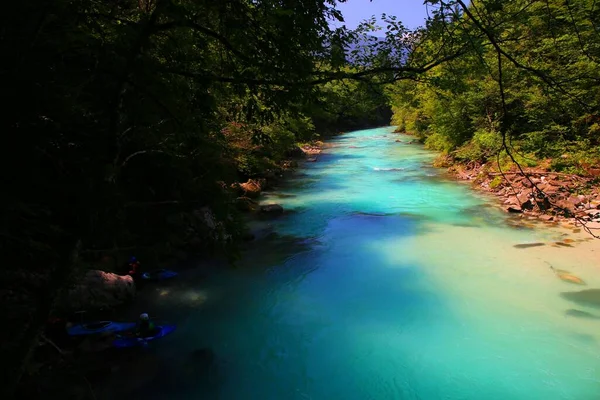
[106,127,600,399]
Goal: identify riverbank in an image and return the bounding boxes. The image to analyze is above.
[448,160,600,230]
[393,134,600,233]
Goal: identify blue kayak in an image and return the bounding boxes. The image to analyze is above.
[67,321,136,336]
[113,324,176,348]
[141,269,178,281]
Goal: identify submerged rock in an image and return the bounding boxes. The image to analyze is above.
[554,241,574,247]
[565,309,600,320]
[513,242,545,249]
[556,271,585,285]
[560,289,600,307]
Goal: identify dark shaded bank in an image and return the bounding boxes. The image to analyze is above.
[6,127,370,399]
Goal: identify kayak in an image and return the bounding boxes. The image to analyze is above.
[67,321,136,336]
[113,324,176,348]
[141,269,178,281]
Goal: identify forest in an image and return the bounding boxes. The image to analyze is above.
[1,0,599,397]
[389,0,600,176]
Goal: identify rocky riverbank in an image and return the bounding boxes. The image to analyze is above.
[444,159,600,230]
[232,141,323,219]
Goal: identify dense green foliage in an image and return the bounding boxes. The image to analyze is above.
[389,0,600,174]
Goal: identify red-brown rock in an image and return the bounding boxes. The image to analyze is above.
[66,270,135,312]
[239,179,264,198]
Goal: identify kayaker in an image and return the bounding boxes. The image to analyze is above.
[137,313,155,337]
[127,256,141,279]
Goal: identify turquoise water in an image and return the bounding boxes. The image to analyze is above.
[108,127,600,399]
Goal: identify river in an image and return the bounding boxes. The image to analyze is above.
[103,127,600,400]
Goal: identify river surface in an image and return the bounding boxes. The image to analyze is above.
[106,127,600,399]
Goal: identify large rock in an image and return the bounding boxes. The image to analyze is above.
[567,195,584,208]
[66,270,135,312]
[238,179,265,198]
[516,193,534,210]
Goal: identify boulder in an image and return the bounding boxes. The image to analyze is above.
[546,179,562,187]
[259,204,284,215]
[568,196,583,207]
[239,179,264,198]
[521,178,533,188]
[66,270,135,312]
[516,193,533,210]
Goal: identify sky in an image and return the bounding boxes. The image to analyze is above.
[332,0,432,31]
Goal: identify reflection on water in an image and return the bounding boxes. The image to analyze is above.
[103,127,600,400]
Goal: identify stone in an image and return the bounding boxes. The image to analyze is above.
[65,270,135,312]
[239,179,264,198]
[568,196,583,207]
[521,178,533,188]
[516,193,533,210]
[507,207,523,213]
[547,180,561,187]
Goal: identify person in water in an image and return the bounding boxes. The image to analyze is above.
[127,256,141,279]
[137,313,155,337]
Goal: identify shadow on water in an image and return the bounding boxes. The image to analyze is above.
[262,192,297,199]
[565,309,600,320]
[239,232,324,269]
[561,289,600,308]
[135,348,223,399]
[392,173,452,185]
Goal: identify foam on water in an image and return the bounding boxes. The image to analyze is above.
[115,127,600,400]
